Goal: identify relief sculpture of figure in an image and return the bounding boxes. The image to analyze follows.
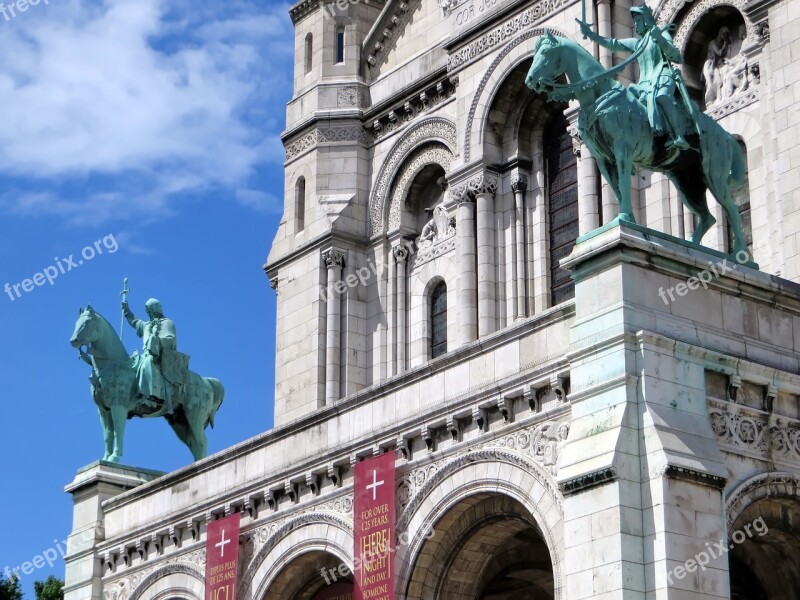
[703,26,731,106]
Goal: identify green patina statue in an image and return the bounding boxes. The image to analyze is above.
[525,6,749,257]
[70,298,224,463]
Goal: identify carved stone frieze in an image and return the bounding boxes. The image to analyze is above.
[705,88,759,120]
[337,86,358,107]
[410,235,456,270]
[450,171,498,202]
[708,399,800,463]
[447,1,573,73]
[104,551,206,600]
[369,118,458,235]
[285,127,370,163]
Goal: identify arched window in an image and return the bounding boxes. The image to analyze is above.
[727,139,752,255]
[304,33,313,74]
[335,27,345,64]
[545,114,579,305]
[430,281,447,359]
[295,177,306,232]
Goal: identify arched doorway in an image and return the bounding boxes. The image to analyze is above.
[404,493,555,599]
[263,550,354,600]
[728,496,800,599]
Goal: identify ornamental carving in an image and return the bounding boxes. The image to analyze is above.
[369,118,458,235]
[462,26,568,161]
[510,172,528,193]
[411,233,456,271]
[388,144,454,231]
[285,127,369,163]
[337,86,358,107]
[322,249,346,269]
[450,171,498,202]
[708,399,800,463]
[106,558,205,600]
[725,472,800,529]
[447,3,572,72]
[706,88,759,120]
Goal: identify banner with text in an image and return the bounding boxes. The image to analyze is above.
[354,453,395,600]
[205,513,241,600]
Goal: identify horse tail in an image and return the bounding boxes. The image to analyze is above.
[205,378,225,429]
[729,136,746,188]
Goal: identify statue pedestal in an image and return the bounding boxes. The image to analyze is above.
[63,462,163,600]
[556,221,799,598]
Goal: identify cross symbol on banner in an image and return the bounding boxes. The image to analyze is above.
[215,529,231,557]
[366,469,385,501]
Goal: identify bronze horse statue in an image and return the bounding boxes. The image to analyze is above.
[526,32,748,256]
[71,306,224,462]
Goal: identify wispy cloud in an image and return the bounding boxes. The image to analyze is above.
[0,0,293,224]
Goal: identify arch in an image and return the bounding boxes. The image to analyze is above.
[128,563,204,600]
[238,513,353,600]
[369,117,458,236]
[395,448,564,599]
[387,144,453,233]
[463,26,569,163]
[408,256,458,367]
[725,471,800,529]
[672,1,755,52]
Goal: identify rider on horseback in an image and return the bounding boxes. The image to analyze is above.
[578,4,691,151]
[122,298,186,415]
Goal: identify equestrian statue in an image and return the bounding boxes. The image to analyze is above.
[525,5,749,257]
[70,286,224,463]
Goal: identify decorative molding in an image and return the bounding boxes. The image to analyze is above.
[369,117,458,235]
[366,76,459,142]
[387,144,455,231]
[725,472,800,529]
[365,0,412,73]
[462,26,568,161]
[447,4,573,73]
[708,399,800,463]
[559,468,616,495]
[410,235,456,270]
[289,0,319,24]
[450,170,499,202]
[660,465,727,489]
[107,554,205,600]
[285,127,369,163]
[671,0,758,49]
[705,88,759,120]
[322,249,346,269]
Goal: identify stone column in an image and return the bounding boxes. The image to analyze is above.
[511,172,528,319]
[453,186,478,345]
[596,0,616,224]
[567,118,601,236]
[393,244,409,372]
[323,248,345,404]
[64,463,163,600]
[474,172,499,337]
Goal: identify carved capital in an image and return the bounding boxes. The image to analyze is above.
[322,248,346,270]
[510,172,528,194]
[451,170,499,202]
[566,123,582,157]
[393,244,411,263]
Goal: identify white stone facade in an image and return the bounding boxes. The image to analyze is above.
[64,0,800,598]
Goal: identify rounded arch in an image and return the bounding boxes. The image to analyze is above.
[672,1,755,51]
[725,471,800,529]
[128,563,204,600]
[387,144,454,233]
[369,117,458,236]
[395,448,564,599]
[238,513,353,600]
[408,258,458,366]
[463,26,570,163]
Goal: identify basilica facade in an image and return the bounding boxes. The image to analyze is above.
[64,0,800,598]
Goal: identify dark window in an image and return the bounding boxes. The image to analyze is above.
[304,33,313,74]
[430,281,447,359]
[727,140,753,256]
[295,177,306,232]
[336,27,345,64]
[545,114,579,306]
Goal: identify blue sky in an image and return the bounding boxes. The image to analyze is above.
[0,0,294,595]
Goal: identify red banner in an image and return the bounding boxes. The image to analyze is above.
[205,513,241,600]
[313,582,354,600]
[354,453,395,600]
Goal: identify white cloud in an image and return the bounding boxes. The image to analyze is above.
[0,0,293,222]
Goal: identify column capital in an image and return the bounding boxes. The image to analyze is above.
[451,169,499,202]
[510,172,528,193]
[567,123,582,158]
[393,244,411,264]
[322,248,346,269]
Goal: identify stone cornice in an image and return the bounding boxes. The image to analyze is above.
[289,0,320,24]
[363,0,412,74]
[559,467,617,495]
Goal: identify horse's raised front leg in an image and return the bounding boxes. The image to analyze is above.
[98,408,114,461]
[109,405,128,463]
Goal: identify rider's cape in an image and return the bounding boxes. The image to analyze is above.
[161,348,190,386]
